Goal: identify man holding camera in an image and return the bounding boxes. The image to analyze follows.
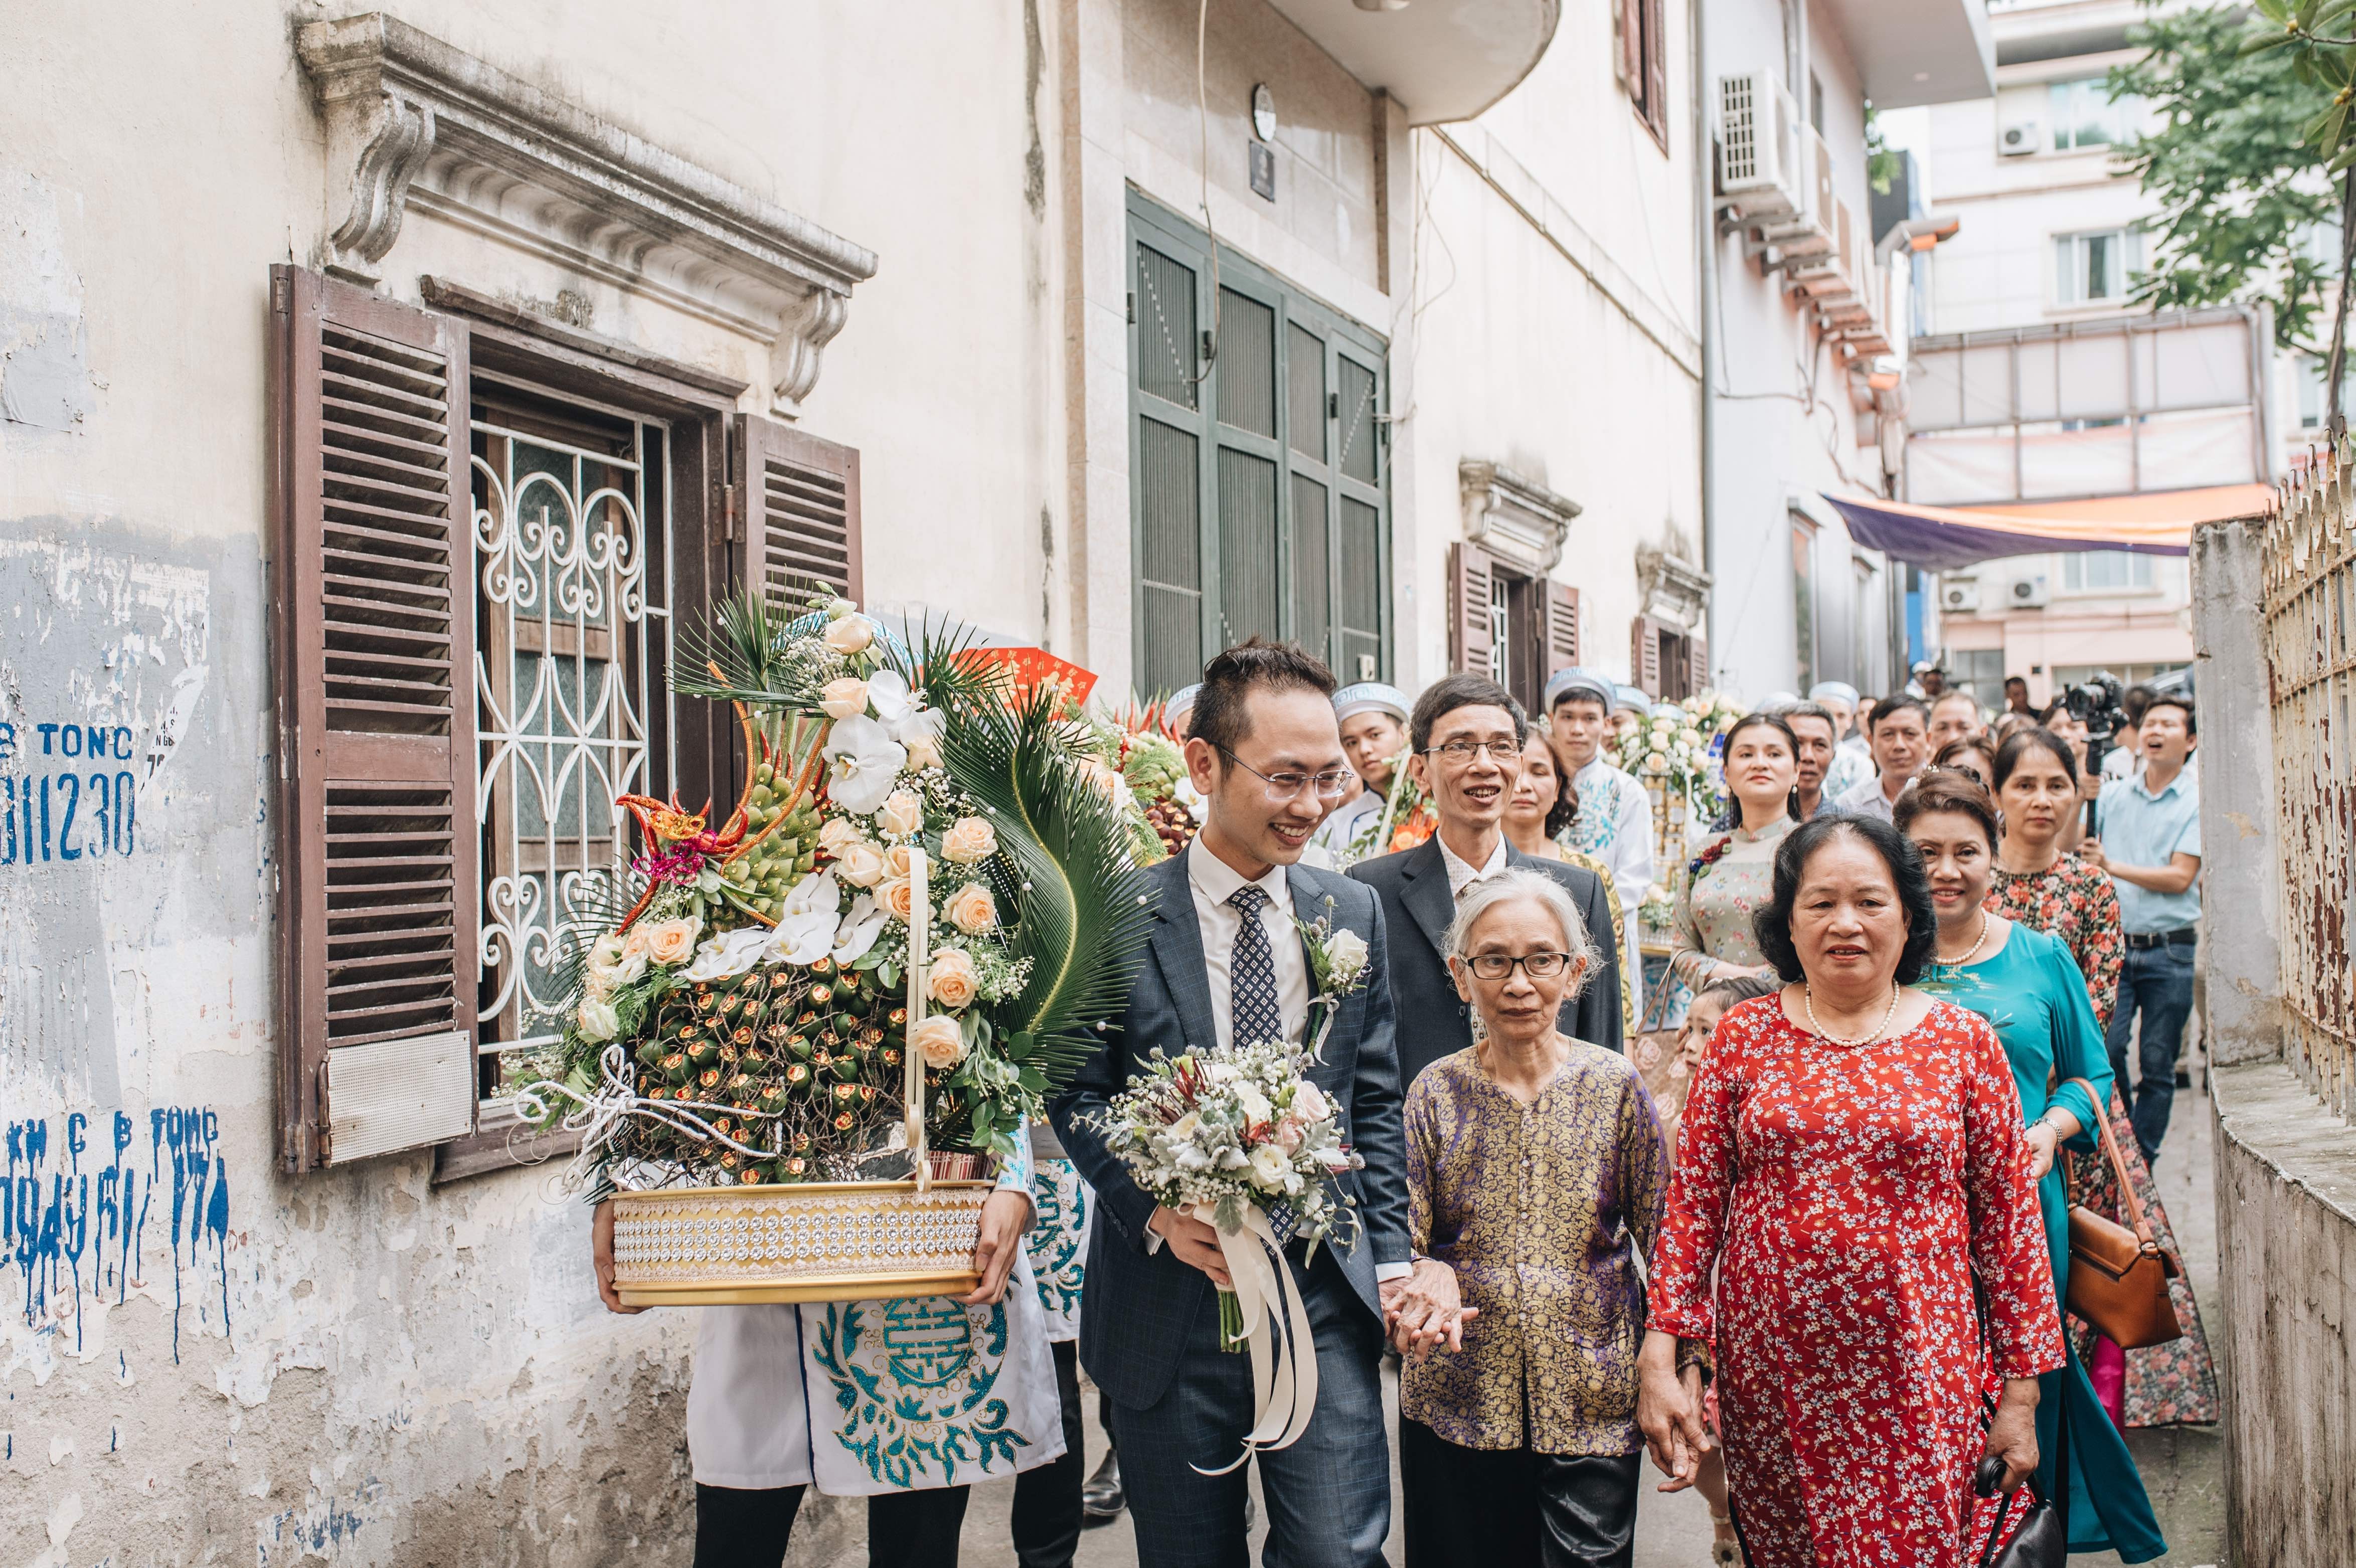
[2082,694,2202,1166]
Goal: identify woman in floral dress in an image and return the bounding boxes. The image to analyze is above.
[1989,730,2218,1428]
[1665,714,1798,997]
[1636,814,2061,1568]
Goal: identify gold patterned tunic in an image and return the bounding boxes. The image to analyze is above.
[1400,1042,1668,1454]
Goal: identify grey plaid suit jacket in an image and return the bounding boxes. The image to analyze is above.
[1049,849,1410,1410]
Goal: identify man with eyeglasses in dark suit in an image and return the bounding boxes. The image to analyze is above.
[1349,673,1624,1087]
[1052,638,1436,1568]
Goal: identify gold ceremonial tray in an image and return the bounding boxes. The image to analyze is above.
[609,1179,993,1306]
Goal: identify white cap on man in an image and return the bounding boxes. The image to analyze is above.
[1808,680,1860,707]
[1163,683,1203,735]
[1331,681,1410,724]
[1543,666,1618,714]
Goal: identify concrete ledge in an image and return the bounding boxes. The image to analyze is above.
[2210,1058,2356,1566]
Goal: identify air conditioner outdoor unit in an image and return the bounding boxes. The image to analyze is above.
[1761,126,1837,261]
[1792,197,1861,300]
[1717,71,1805,222]
[2009,576,2050,608]
[1941,580,1981,613]
[1999,119,2043,156]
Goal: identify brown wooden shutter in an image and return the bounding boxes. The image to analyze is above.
[1545,581,1581,677]
[1641,0,1670,138]
[269,265,478,1173]
[1686,627,1709,696]
[1448,542,1497,676]
[1614,0,1641,90]
[1631,614,1663,699]
[735,414,863,611]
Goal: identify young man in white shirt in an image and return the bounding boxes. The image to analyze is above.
[1831,695,1930,822]
[1539,666,1654,923]
[1310,681,1413,861]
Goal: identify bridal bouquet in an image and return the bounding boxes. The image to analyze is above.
[1096,1038,1363,1351]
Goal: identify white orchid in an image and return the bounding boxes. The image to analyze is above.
[830,893,888,965]
[763,870,844,966]
[822,713,908,815]
[866,667,914,726]
[681,925,773,984]
[890,700,946,753]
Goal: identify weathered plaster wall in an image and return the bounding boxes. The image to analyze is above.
[2,0,1064,1560]
[2210,1062,2356,1566]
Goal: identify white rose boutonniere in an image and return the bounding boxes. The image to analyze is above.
[1295,898,1375,1063]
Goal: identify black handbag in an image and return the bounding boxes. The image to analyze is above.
[1971,1387,2070,1568]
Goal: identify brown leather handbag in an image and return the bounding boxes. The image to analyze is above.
[2059,1078,2183,1349]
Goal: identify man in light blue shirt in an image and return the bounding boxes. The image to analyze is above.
[2083,694,2202,1164]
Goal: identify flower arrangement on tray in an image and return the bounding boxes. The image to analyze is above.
[1069,698,1199,861]
[1614,690,1745,832]
[518,591,1152,1303]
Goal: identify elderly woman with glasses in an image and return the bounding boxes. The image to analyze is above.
[1392,867,1677,1568]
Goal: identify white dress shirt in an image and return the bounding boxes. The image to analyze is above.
[1171,839,1411,1282]
[1436,831,1509,900]
[1186,836,1311,1052]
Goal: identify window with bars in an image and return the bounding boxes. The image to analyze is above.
[1129,196,1389,696]
[467,383,674,1103]
[268,264,855,1175]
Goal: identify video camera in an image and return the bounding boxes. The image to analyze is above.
[2061,671,2125,830]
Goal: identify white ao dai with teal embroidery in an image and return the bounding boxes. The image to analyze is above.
[685,1134,1069,1496]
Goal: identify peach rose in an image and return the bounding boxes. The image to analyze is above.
[884,842,914,880]
[904,731,942,772]
[822,615,873,655]
[879,790,925,838]
[927,947,980,1009]
[834,838,887,888]
[637,916,701,968]
[940,815,997,864]
[910,1015,966,1069]
[817,816,865,858]
[945,881,997,935]
[878,877,916,922]
[820,677,870,720]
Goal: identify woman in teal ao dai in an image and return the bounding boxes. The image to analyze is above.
[1897,772,2166,1562]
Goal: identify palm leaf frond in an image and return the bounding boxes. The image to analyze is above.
[942,685,1153,1094]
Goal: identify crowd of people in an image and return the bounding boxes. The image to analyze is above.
[611,640,2217,1568]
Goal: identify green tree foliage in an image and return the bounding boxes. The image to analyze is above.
[2113,3,2339,349]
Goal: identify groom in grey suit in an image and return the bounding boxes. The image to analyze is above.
[1052,640,1445,1568]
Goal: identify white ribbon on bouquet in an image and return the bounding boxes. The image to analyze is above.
[1189,1202,1321,1474]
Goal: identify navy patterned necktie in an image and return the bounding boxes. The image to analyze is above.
[1226,884,1295,1241]
[1226,885,1283,1050]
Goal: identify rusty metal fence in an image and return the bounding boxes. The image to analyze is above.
[2262,458,2356,1121]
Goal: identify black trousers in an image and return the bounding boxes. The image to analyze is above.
[690,1338,1086,1568]
[1398,1418,1642,1568]
[693,1482,967,1568]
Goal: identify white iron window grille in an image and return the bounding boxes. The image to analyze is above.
[468,385,672,1100]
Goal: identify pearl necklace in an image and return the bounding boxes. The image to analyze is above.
[1804,981,1901,1048]
[1933,910,1991,973]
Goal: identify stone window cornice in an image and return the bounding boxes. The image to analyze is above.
[295,13,878,415]
[1460,460,1582,575]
